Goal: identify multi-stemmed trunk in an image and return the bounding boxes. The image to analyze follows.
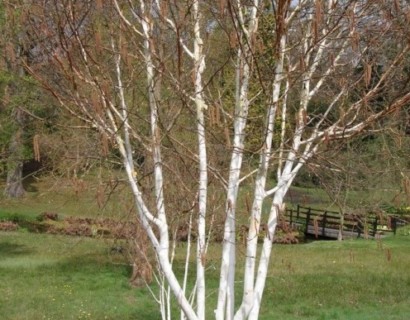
[23,1,410,319]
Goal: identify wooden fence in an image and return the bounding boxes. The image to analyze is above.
[283,205,398,239]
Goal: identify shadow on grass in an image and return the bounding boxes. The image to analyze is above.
[31,251,161,319]
[27,248,134,289]
[0,242,34,257]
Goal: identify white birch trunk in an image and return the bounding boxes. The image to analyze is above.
[138,2,198,319]
[193,1,208,319]
[216,3,260,319]
[234,32,287,320]
[215,66,245,320]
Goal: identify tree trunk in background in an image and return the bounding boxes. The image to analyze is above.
[4,108,26,198]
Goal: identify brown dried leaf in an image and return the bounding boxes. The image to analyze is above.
[91,91,102,116]
[313,19,319,43]
[224,127,231,148]
[324,131,329,144]
[300,55,306,72]
[100,133,110,157]
[219,0,226,16]
[101,80,112,101]
[33,134,41,162]
[302,109,307,125]
[351,31,359,52]
[120,39,130,68]
[313,0,322,43]
[315,0,322,24]
[229,31,238,48]
[245,194,251,213]
[19,8,29,25]
[216,103,221,126]
[329,52,335,66]
[96,0,103,11]
[364,63,372,87]
[208,106,215,126]
[394,0,400,14]
[160,1,168,16]
[95,28,102,55]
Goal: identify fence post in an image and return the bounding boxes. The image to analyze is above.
[290,209,293,226]
[322,211,327,237]
[372,216,378,237]
[392,216,397,235]
[357,216,362,238]
[305,207,311,237]
[297,204,300,220]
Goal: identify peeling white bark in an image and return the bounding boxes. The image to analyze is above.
[193,1,208,319]
[216,2,260,319]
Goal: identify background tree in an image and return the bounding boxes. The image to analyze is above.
[0,2,63,197]
[0,2,36,197]
[22,1,410,319]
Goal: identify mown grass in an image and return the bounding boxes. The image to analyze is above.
[1,176,409,319]
[0,232,158,320]
[259,234,410,319]
[1,229,409,319]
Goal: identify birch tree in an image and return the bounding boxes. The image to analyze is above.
[22,0,410,319]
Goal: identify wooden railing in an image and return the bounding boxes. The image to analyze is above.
[283,205,398,239]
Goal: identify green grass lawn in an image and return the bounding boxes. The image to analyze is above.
[1,229,409,319]
[1,176,409,319]
[260,234,410,319]
[0,232,158,320]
